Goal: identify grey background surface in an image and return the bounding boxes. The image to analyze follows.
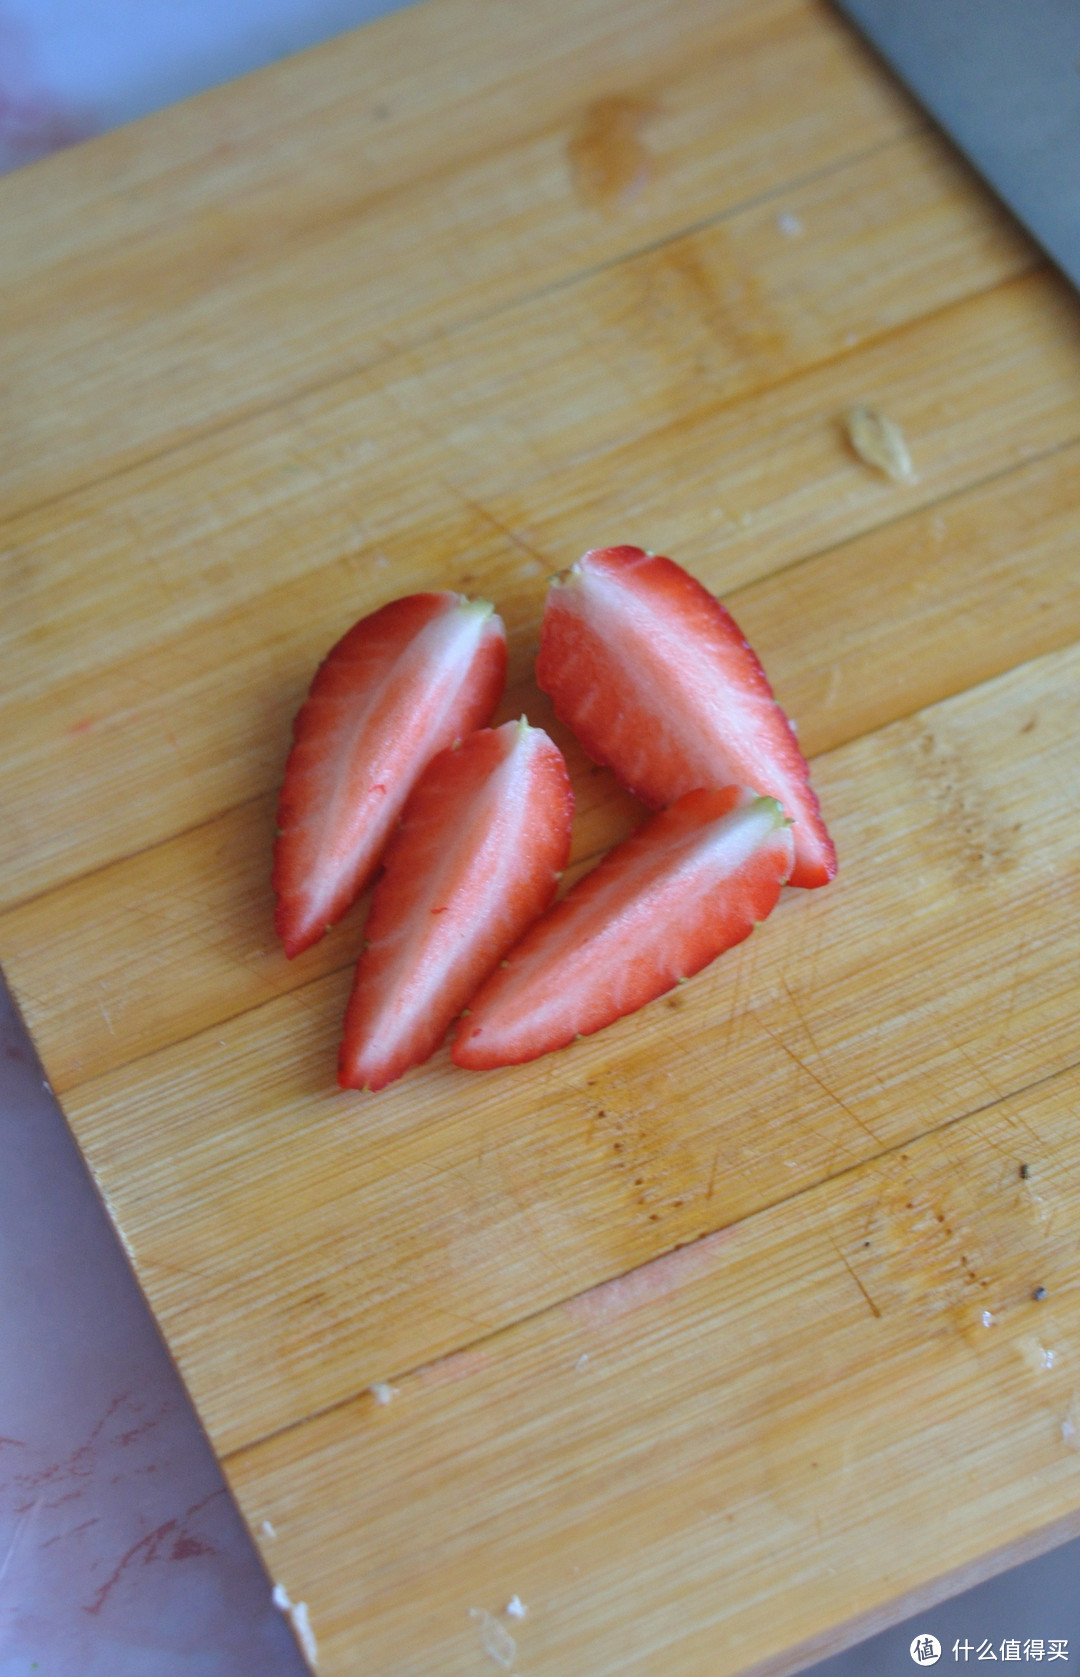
[835,0,1080,289]
[807,1536,1079,1674]
[0,977,310,1675]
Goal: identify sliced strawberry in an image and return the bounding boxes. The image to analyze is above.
[339,719,573,1091]
[536,546,836,888]
[274,592,507,957]
[453,786,793,1069]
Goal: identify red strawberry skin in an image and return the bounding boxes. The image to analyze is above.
[339,720,573,1091]
[535,546,835,889]
[274,593,507,958]
[453,785,793,1070]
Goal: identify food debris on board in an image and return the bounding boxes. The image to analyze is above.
[370,1380,399,1405]
[1018,1335,1057,1374]
[1064,1397,1080,1450]
[273,1582,318,1668]
[845,403,916,484]
[261,1519,277,1540]
[469,1606,517,1669]
[505,1594,528,1619]
[271,546,835,1089]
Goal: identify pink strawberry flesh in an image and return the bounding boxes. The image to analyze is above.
[274,592,507,958]
[339,719,573,1091]
[535,546,835,888]
[453,785,793,1070]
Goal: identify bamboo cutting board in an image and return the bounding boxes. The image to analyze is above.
[3,0,1080,1670]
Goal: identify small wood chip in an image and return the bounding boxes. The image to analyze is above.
[845,405,915,484]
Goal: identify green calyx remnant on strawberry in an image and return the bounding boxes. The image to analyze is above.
[535,546,836,889]
[338,719,573,1091]
[453,785,793,1070]
[273,591,507,958]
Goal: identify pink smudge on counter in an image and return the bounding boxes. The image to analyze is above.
[83,1486,224,1616]
[41,1516,100,1551]
[0,16,93,172]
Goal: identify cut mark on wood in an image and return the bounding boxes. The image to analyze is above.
[568,96,657,207]
[750,1007,883,1151]
[828,1235,882,1320]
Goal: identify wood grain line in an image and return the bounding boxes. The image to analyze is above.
[1,0,927,521]
[6,414,1080,1105]
[222,1059,1080,1675]
[55,636,1080,1451]
[1,132,921,536]
[3,262,1071,925]
[217,1052,1080,1469]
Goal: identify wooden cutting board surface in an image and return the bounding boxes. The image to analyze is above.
[3,0,1080,1669]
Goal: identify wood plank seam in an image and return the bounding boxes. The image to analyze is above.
[3,411,1075,932]
[709,420,1080,643]
[216,1053,1079,1470]
[3,126,986,537]
[43,624,1079,1459]
[528,257,1050,510]
[2,0,933,522]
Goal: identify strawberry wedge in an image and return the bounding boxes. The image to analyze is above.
[536,546,835,888]
[453,786,793,1069]
[339,720,573,1091]
[274,592,507,957]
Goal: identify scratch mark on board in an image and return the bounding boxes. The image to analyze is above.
[751,1008,882,1150]
[827,1235,882,1320]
